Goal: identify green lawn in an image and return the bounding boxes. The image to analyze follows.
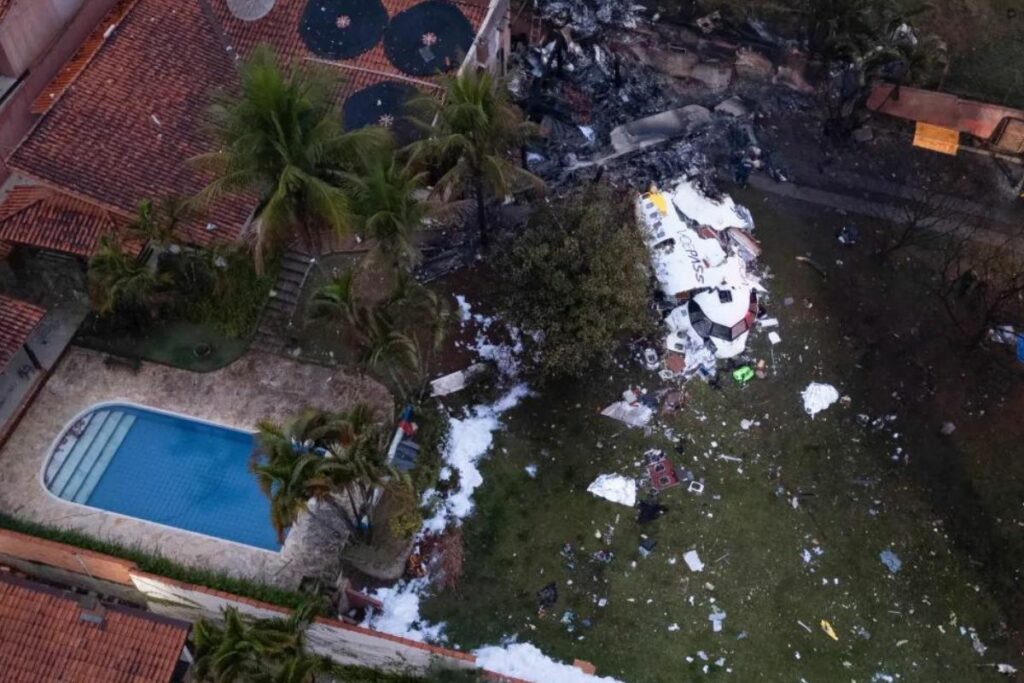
[419,192,1011,681]
[76,319,248,372]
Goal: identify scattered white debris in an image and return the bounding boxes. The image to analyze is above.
[363,579,445,642]
[768,331,782,345]
[801,383,840,417]
[740,419,755,430]
[709,610,727,633]
[430,363,487,397]
[525,464,538,478]
[683,550,704,572]
[670,179,754,232]
[475,643,625,683]
[455,294,473,322]
[587,474,637,507]
[968,627,987,656]
[422,385,531,533]
[600,400,653,427]
[668,623,680,632]
[997,663,1018,675]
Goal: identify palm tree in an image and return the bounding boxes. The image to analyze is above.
[355,306,421,397]
[87,235,168,328]
[193,605,336,683]
[345,160,429,270]
[128,197,188,252]
[307,269,359,329]
[253,405,394,542]
[193,46,390,272]
[408,69,542,248]
[256,408,351,461]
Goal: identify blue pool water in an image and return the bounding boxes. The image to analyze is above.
[45,404,280,551]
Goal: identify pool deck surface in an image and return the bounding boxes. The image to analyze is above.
[0,346,392,588]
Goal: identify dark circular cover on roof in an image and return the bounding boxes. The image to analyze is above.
[343,81,420,144]
[299,0,388,61]
[383,0,474,77]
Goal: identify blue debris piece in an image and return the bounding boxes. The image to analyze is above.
[879,549,902,574]
[1017,334,1024,363]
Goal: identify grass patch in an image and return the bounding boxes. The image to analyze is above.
[0,513,309,610]
[418,190,1010,681]
[76,319,247,372]
[78,248,276,372]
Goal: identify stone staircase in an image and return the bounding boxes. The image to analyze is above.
[250,249,312,355]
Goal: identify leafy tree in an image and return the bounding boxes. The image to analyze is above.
[929,225,1024,349]
[408,69,541,248]
[194,46,390,272]
[498,183,652,378]
[87,235,169,330]
[345,160,429,270]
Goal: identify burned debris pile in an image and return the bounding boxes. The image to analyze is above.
[508,1,803,377]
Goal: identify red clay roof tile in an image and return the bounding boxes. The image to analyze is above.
[0,574,189,683]
[9,0,490,251]
[0,294,45,369]
[10,0,251,248]
[0,185,130,257]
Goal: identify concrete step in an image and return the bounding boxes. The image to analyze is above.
[71,412,136,504]
[48,410,111,495]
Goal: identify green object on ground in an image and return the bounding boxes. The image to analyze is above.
[733,365,754,383]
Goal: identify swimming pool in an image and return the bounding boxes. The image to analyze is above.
[43,403,281,551]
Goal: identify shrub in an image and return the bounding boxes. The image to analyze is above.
[497,183,652,378]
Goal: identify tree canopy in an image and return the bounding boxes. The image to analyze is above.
[194,46,390,271]
[498,183,652,378]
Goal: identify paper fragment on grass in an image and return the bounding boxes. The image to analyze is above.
[683,550,704,572]
[587,474,637,507]
[801,382,839,417]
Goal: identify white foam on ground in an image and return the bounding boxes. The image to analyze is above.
[801,382,840,417]
[363,579,445,642]
[475,642,625,683]
[587,474,637,507]
[422,383,531,533]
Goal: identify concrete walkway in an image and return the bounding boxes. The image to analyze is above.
[748,174,1024,248]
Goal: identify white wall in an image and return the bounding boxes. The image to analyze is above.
[0,0,88,75]
[129,573,484,676]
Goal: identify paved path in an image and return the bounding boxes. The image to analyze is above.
[748,174,1023,248]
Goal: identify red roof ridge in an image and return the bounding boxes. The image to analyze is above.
[5,171,135,222]
[31,0,141,115]
[0,185,53,221]
[0,185,133,257]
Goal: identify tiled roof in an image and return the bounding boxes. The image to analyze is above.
[8,0,490,251]
[0,185,130,257]
[9,0,252,248]
[210,0,489,102]
[31,0,141,115]
[0,573,189,683]
[0,294,45,369]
